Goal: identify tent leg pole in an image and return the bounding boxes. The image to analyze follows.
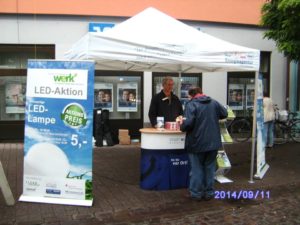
[178,71,182,97]
[249,71,258,184]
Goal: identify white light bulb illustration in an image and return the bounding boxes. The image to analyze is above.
[24,142,70,177]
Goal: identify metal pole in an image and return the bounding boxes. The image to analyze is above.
[178,71,182,97]
[249,71,259,184]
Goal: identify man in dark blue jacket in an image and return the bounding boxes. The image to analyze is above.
[180,87,227,201]
[148,76,183,127]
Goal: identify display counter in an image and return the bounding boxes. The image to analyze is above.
[139,128,189,190]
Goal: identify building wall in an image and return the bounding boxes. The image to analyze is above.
[0,0,265,25]
[0,14,287,124]
[202,72,228,104]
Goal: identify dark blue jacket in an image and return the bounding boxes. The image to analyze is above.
[180,95,228,153]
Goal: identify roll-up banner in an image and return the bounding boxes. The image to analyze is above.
[19,60,95,206]
[255,73,269,179]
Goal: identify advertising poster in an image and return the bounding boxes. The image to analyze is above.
[216,150,231,171]
[255,74,269,179]
[228,84,244,110]
[19,60,94,206]
[5,83,26,113]
[180,83,193,108]
[246,84,255,109]
[215,150,233,183]
[117,82,138,112]
[94,83,113,112]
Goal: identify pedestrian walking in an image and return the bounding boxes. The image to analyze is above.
[178,87,227,200]
[263,92,275,148]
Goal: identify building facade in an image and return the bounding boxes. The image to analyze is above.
[0,0,297,140]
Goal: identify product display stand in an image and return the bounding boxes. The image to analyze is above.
[215,119,233,183]
[139,128,189,190]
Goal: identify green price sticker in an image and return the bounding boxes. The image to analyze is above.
[61,103,87,128]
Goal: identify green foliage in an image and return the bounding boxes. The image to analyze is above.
[261,0,300,61]
[85,180,93,200]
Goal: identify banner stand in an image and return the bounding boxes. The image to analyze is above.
[0,161,15,206]
[19,195,92,206]
[254,163,270,180]
[19,60,95,206]
[253,73,269,179]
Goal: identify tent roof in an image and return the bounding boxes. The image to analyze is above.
[64,7,260,73]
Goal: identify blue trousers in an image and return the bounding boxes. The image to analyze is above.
[264,121,274,147]
[188,150,218,199]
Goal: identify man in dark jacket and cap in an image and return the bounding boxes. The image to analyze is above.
[179,87,227,201]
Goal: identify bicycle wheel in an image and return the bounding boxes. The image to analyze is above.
[229,119,251,142]
[290,120,300,143]
[274,122,287,144]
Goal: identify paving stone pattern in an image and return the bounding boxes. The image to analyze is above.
[0,142,299,225]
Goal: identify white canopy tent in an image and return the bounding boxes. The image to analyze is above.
[64,7,260,182]
[65,7,259,73]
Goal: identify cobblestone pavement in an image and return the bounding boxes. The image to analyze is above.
[100,183,300,225]
[0,142,299,225]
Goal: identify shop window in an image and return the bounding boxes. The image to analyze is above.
[0,44,55,122]
[94,71,143,120]
[227,51,270,117]
[0,76,26,121]
[0,44,54,69]
[152,73,202,109]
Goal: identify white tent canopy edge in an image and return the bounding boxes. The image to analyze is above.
[64,7,260,73]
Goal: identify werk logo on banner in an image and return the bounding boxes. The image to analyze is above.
[53,73,77,83]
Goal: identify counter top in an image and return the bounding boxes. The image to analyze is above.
[140,128,184,134]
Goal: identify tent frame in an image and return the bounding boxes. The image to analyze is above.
[65,7,262,183]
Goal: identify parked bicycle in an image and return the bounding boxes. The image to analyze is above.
[225,107,252,142]
[225,105,300,144]
[227,117,252,142]
[274,109,300,144]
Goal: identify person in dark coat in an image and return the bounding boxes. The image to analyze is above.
[179,87,228,200]
[148,76,183,127]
